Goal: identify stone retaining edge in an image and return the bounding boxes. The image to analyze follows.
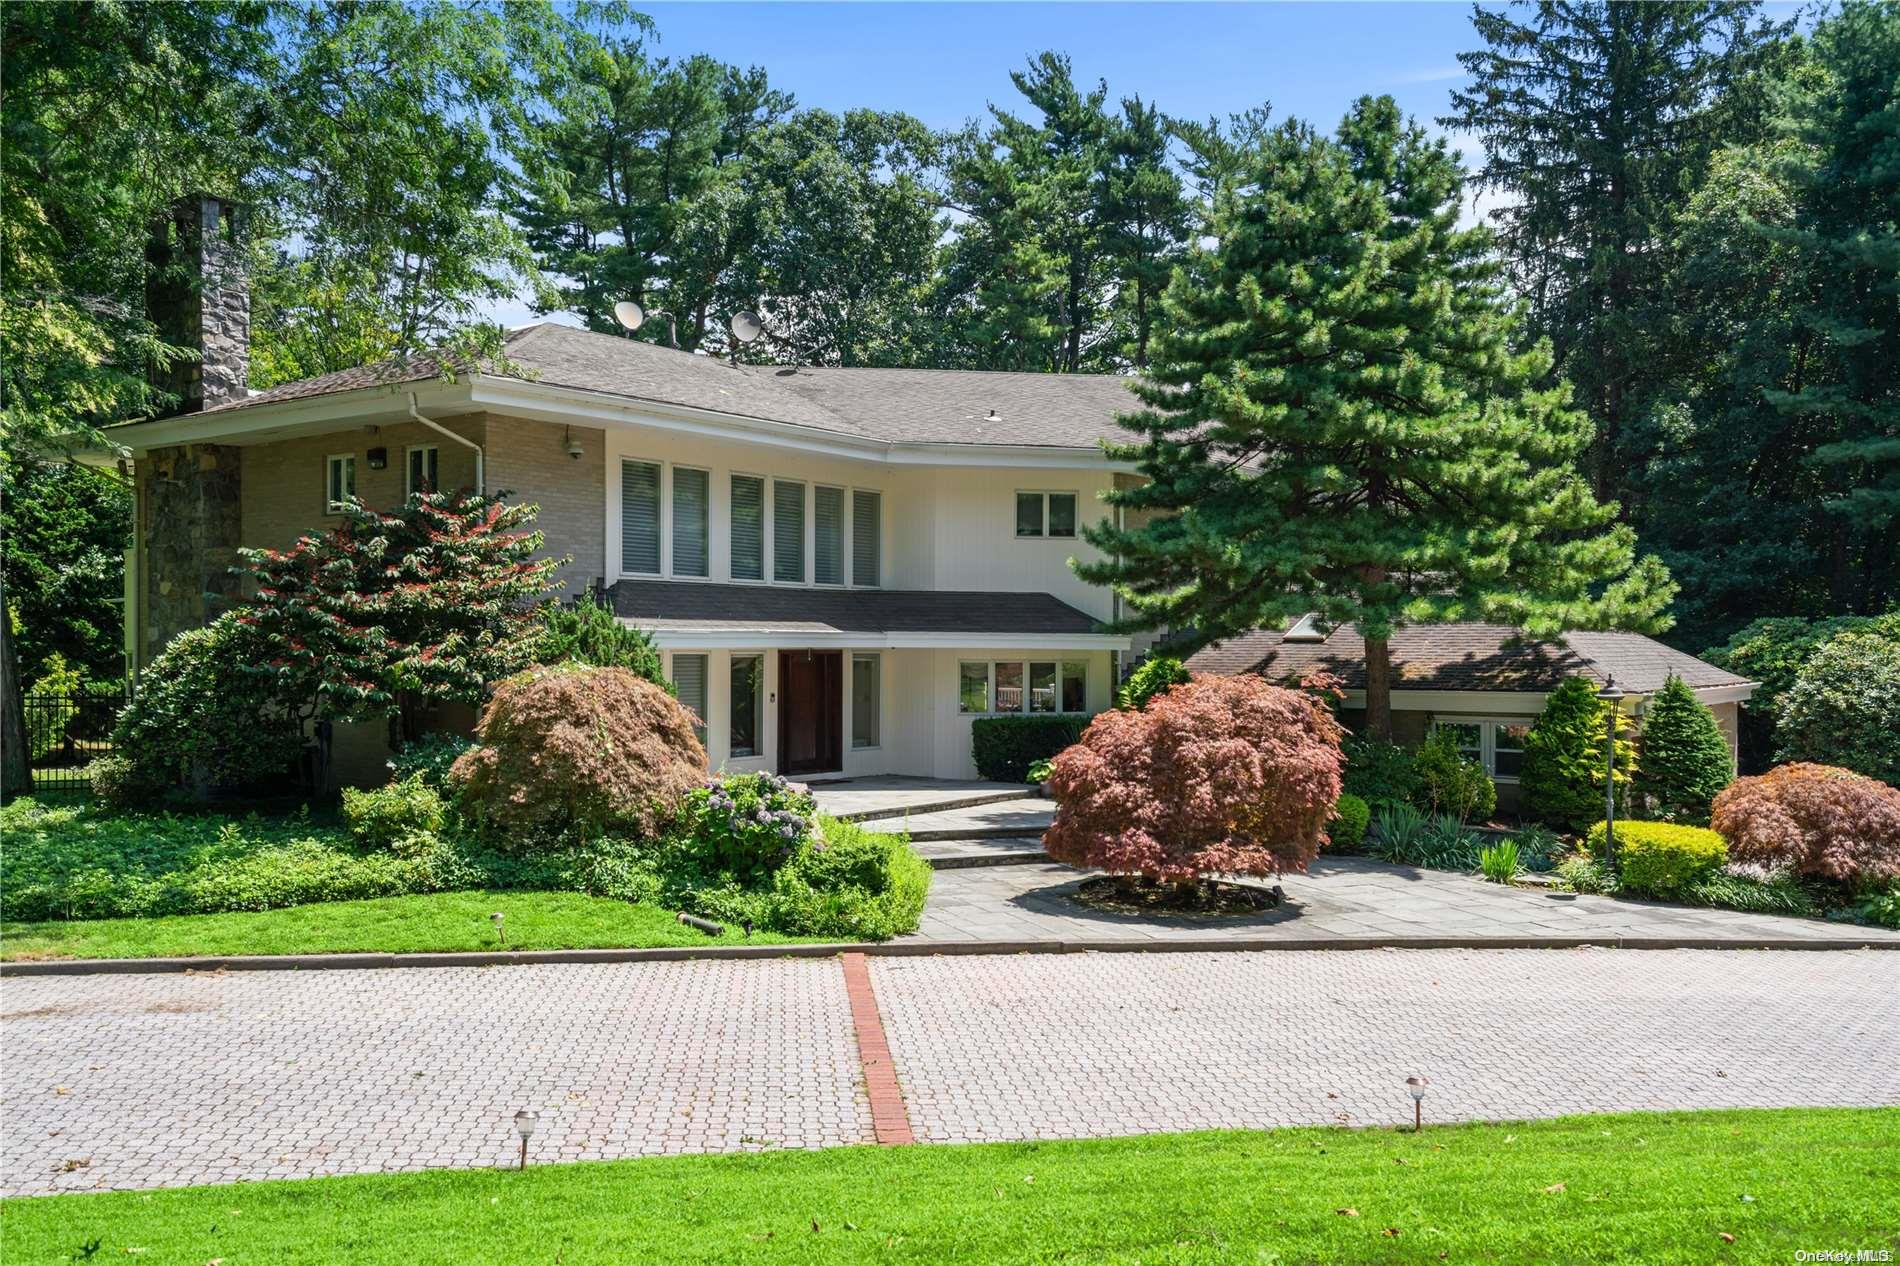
[4,933,1894,977]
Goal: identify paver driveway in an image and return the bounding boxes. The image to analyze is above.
[4,948,1896,1195]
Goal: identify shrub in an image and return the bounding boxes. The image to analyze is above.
[1586,820,1728,898]
[1115,655,1191,711]
[1711,762,1900,886]
[388,732,477,790]
[971,714,1091,783]
[1775,630,1900,785]
[1634,675,1733,823]
[1044,674,1343,884]
[677,817,931,941]
[1554,853,1619,895]
[665,773,817,889]
[1520,677,1635,831]
[1412,728,1497,822]
[1848,881,1900,930]
[448,664,706,843]
[535,594,668,686]
[1687,870,1820,919]
[341,774,448,856]
[1478,838,1519,884]
[1340,737,1419,808]
[85,754,160,811]
[1509,823,1563,871]
[111,614,304,794]
[1369,801,1429,855]
[1704,613,1899,771]
[1027,757,1055,784]
[24,653,82,761]
[1327,793,1370,851]
[1373,811,1484,870]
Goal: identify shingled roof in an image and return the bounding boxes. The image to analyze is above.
[608,580,1108,638]
[190,322,1142,450]
[1184,622,1751,695]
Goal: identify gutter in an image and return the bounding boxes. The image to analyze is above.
[408,391,483,494]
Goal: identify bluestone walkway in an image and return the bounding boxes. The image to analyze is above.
[5,949,1895,1195]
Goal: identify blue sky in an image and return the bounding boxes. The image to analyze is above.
[490,1,1801,326]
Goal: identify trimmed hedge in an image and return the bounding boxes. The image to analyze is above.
[1327,793,1370,851]
[972,714,1091,783]
[1587,820,1727,898]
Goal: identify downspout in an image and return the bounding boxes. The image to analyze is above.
[408,392,483,494]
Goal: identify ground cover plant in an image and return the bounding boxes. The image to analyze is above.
[5,1109,1895,1265]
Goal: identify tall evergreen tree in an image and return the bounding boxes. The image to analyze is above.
[1634,674,1733,823]
[1081,97,1673,738]
[1443,1,1784,498]
[1098,96,1191,369]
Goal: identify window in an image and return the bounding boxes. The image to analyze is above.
[852,490,881,587]
[1029,661,1058,713]
[730,655,762,757]
[994,661,1025,712]
[673,654,708,746]
[1494,722,1530,779]
[672,467,709,578]
[1061,660,1087,712]
[620,460,661,575]
[773,479,805,583]
[325,454,356,513]
[731,474,764,580]
[958,661,990,714]
[814,485,845,585]
[1015,491,1078,538]
[1429,718,1534,781]
[405,445,438,497]
[852,654,880,749]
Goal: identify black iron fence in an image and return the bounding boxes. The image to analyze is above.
[21,687,127,795]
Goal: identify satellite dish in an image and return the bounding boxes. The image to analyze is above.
[730,309,764,343]
[613,300,645,332]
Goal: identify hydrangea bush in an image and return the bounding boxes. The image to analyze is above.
[1043,674,1344,884]
[667,772,818,887]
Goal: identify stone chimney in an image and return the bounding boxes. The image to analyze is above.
[145,193,249,413]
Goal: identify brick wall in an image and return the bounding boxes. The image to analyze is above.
[483,415,604,595]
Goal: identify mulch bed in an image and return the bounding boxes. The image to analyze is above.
[1071,876,1285,919]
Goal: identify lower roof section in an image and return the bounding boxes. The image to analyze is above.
[606,579,1131,651]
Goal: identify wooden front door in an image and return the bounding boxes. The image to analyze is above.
[778,650,842,776]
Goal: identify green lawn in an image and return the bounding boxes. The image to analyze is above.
[0,890,827,961]
[4,1110,1894,1264]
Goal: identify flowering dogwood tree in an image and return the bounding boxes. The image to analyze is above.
[1043,673,1344,888]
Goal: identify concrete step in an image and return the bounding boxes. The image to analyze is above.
[914,837,1051,870]
[822,787,1034,823]
[861,796,1053,841]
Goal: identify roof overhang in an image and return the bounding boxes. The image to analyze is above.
[1338,682,1757,712]
[637,625,1132,652]
[90,374,1138,472]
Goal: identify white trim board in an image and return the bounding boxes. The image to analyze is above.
[637,626,1132,652]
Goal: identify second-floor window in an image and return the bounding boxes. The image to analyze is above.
[774,479,806,583]
[732,474,765,580]
[853,490,881,587]
[621,459,662,575]
[1016,491,1077,538]
[673,467,709,578]
[814,485,845,585]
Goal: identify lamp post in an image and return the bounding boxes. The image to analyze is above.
[1406,1076,1429,1132]
[1596,677,1626,869]
[513,1109,538,1170]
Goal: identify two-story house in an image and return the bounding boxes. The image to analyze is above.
[102,197,1751,793]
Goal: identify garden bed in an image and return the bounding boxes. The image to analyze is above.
[4,1109,1893,1264]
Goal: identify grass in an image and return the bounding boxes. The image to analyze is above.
[2,1109,1892,1264]
[0,890,827,961]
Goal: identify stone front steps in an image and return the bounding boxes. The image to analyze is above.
[859,796,1054,842]
[913,837,1050,870]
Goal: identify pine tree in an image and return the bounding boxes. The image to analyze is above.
[1634,674,1733,823]
[1097,96,1191,368]
[1082,96,1673,738]
[1443,0,1784,498]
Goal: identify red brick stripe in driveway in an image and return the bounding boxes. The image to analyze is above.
[841,951,914,1145]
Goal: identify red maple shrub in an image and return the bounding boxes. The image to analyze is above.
[1042,674,1345,883]
[1710,762,1900,885]
[448,664,706,843]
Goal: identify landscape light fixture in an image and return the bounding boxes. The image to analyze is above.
[489,911,505,945]
[513,1109,538,1169]
[1596,677,1627,869]
[613,299,677,349]
[1406,1076,1429,1131]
